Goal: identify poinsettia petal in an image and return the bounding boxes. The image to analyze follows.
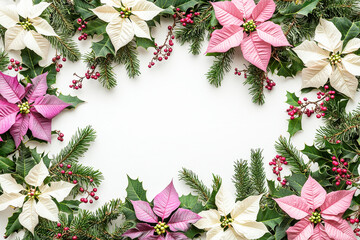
[231,194,261,222]
[164,232,188,240]
[301,176,326,210]
[40,181,75,202]
[29,111,52,142]
[233,220,268,239]
[168,208,201,232]
[256,21,290,47]
[206,25,243,53]
[0,5,19,28]
[25,160,49,187]
[251,0,276,22]
[33,95,69,119]
[92,5,120,23]
[132,0,162,21]
[329,65,358,98]
[342,38,360,54]
[5,26,26,52]
[35,195,59,222]
[342,54,360,76]
[0,72,25,104]
[215,184,236,216]
[101,0,122,8]
[314,19,342,52]
[24,30,50,60]
[193,209,221,230]
[206,225,224,240]
[130,15,151,39]
[309,224,329,240]
[0,174,25,193]
[286,219,314,240]
[29,2,51,18]
[293,40,330,65]
[325,219,356,240]
[0,99,18,135]
[10,114,30,148]
[301,60,332,89]
[153,181,181,220]
[32,17,57,36]
[224,228,244,240]
[121,0,137,7]
[275,195,310,220]
[131,200,158,223]
[19,198,39,234]
[0,192,25,211]
[123,223,154,239]
[25,73,48,103]
[241,32,271,72]
[232,0,255,19]
[321,190,355,216]
[107,17,134,52]
[16,0,33,18]
[211,2,243,26]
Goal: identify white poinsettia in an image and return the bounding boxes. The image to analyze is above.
[294,18,360,98]
[194,185,268,240]
[0,0,57,59]
[91,0,162,51]
[0,161,75,234]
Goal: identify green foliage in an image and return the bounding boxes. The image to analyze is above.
[155,0,199,13]
[91,34,116,58]
[179,168,211,203]
[47,1,76,35]
[0,135,16,157]
[233,159,253,201]
[0,49,9,72]
[45,34,81,62]
[73,0,100,19]
[243,65,266,105]
[58,93,85,109]
[332,17,360,47]
[285,92,303,137]
[257,207,284,231]
[286,173,307,193]
[116,42,141,79]
[5,210,22,237]
[250,149,267,194]
[206,49,234,87]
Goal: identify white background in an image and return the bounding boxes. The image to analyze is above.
[0,14,359,239]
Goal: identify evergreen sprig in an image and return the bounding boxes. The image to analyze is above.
[47,1,76,35]
[115,42,141,79]
[233,159,253,201]
[179,168,211,203]
[45,34,81,62]
[98,56,117,89]
[244,65,266,105]
[250,149,266,194]
[206,49,235,87]
[0,49,9,72]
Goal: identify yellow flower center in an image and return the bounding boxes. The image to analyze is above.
[220,217,233,228]
[243,20,257,33]
[18,101,31,114]
[309,211,322,224]
[20,19,32,31]
[154,221,169,235]
[119,6,132,18]
[329,53,342,65]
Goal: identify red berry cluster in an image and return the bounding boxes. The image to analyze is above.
[346,215,360,237]
[7,58,22,71]
[234,67,275,90]
[234,68,247,78]
[55,223,78,239]
[71,65,100,89]
[56,130,65,142]
[77,18,88,41]
[52,55,66,72]
[269,155,288,186]
[173,8,200,27]
[330,156,354,186]
[79,186,99,204]
[264,78,276,90]
[286,85,335,120]
[148,25,175,68]
[59,163,75,176]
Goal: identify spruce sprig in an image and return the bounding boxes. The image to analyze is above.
[115,42,141,79]
[47,1,75,35]
[179,168,211,203]
[206,49,235,87]
[0,49,9,72]
[45,34,81,62]
[250,149,266,194]
[233,159,253,201]
[243,65,266,105]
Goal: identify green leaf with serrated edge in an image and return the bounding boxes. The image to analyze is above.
[279,0,319,16]
[302,144,331,167]
[126,176,148,201]
[74,0,100,19]
[286,91,300,106]
[0,136,15,157]
[286,174,307,193]
[55,199,81,214]
[123,199,137,221]
[83,19,107,36]
[332,17,360,48]
[287,117,302,137]
[312,170,332,187]
[175,0,198,11]
[179,194,204,213]
[92,35,116,57]
[5,210,22,237]
[267,180,294,198]
[0,156,15,172]
[184,225,203,239]
[136,37,156,49]
[16,144,37,178]
[257,207,283,230]
[58,93,85,109]
[275,217,293,240]
[257,233,274,240]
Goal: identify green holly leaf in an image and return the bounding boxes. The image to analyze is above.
[269,50,305,77]
[5,210,23,237]
[286,92,300,106]
[0,136,16,157]
[91,34,116,57]
[279,0,319,16]
[301,144,331,166]
[179,194,204,213]
[287,116,302,137]
[184,225,203,239]
[126,176,148,201]
[0,156,15,173]
[74,0,101,19]
[257,207,284,230]
[286,173,307,193]
[155,0,199,12]
[83,19,107,36]
[136,37,156,49]
[267,180,294,198]
[58,93,85,109]
[55,200,81,214]
[257,233,275,240]
[332,17,360,48]
[16,144,37,178]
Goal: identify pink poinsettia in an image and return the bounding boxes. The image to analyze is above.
[207,0,290,71]
[123,181,201,240]
[275,176,356,240]
[0,71,69,147]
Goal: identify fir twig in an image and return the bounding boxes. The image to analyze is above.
[206,48,235,87]
[45,34,81,61]
[116,42,140,78]
[179,168,211,203]
[243,65,266,105]
[97,56,117,89]
[0,49,9,72]
[250,149,266,194]
[233,160,253,201]
[48,1,75,35]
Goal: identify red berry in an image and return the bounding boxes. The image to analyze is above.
[57,223,61,227]
[73,180,78,184]
[10,58,14,62]
[90,192,95,197]
[90,179,94,182]
[68,171,73,175]
[64,227,69,231]
[7,66,12,70]
[59,133,64,137]
[57,233,62,238]
[79,187,84,192]
[56,68,60,72]
[59,163,64,168]
[73,236,78,240]
[67,164,71,169]
[61,170,65,174]
[93,188,97,192]
[62,57,66,62]
[94,196,99,200]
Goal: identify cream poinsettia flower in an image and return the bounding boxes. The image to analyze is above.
[91,0,162,51]
[0,161,75,234]
[194,185,268,240]
[0,0,57,59]
[294,18,360,98]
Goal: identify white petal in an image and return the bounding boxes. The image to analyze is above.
[231,195,262,222]
[301,60,332,89]
[132,0,162,21]
[233,220,268,239]
[19,199,38,234]
[122,0,138,7]
[342,54,360,76]
[101,0,122,7]
[17,0,34,18]
[106,17,134,52]
[343,38,360,54]
[223,228,246,240]
[40,181,75,202]
[29,2,51,18]
[130,15,151,39]
[314,18,342,52]
[0,192,25,211]
[293,40,329,65]
[23,31,50,59]
[25,160,49,187]
[330,65,358,98]
[215,184,235,216]
[91,5,120,23]
[32,17,57,36]
[35,195,59,222]
[0,5,19,28]
[206,225,224,240]
[5,26,26,51]
[193,209,221,230]
[0,174,25,193]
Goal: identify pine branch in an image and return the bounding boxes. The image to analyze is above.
[48,1,75,35]
[179,168,211,203]
[45,34,81,61]
[275,136,307,174]
[233,160,253,201]
[97,56,117,89]
[243,64,266,105]
[249,149,266,194]
[211,174,222,191]
[116,42,140,78]
[51,126,96,170]
[206,48,235,87]
[0,49,9,72]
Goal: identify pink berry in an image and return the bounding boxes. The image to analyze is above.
[61,170,65,174]
[79,187,84,192]
[57,223,61,227]
[73,180,78,184]
[93,188,97,192]
[68,171,72,175]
